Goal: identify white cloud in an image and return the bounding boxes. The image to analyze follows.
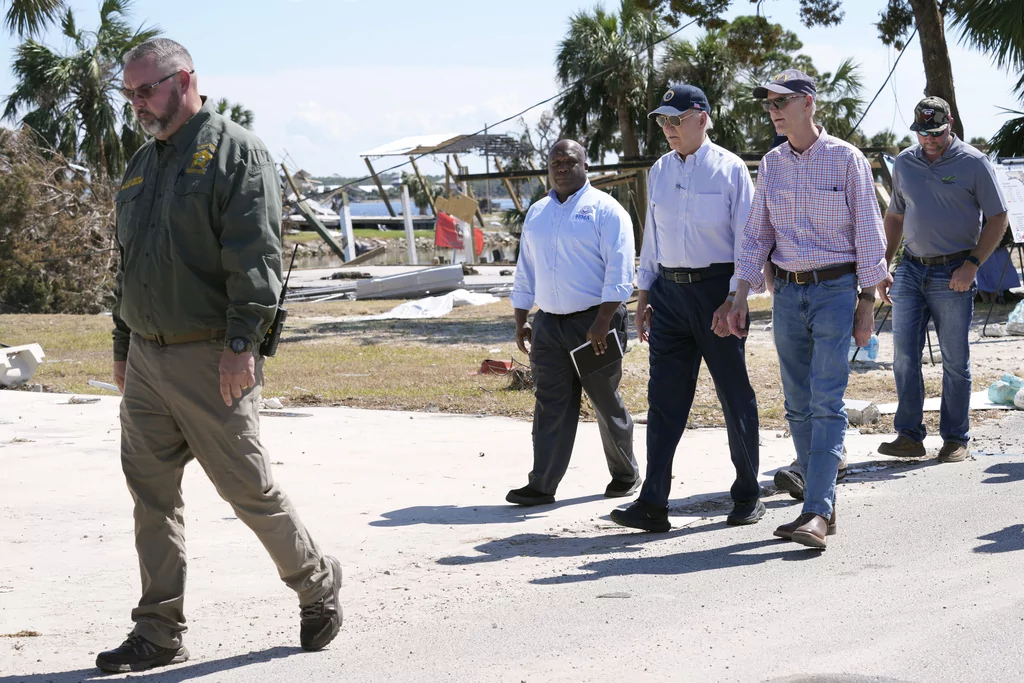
[202,65,555,177]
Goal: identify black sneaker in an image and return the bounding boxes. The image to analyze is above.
[774,469,805,500]
[727,499,766,526]
[300,555,343,652]
[604,477,641,498]
[505,485,555,506]
[609,500,670,532]
[95,632,189,673]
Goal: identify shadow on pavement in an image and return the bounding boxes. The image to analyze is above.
[530,537,820,584]
[981,462,1024,485]
[0,646,302,683]
[370,494,607,527]
[974,524,1024,554]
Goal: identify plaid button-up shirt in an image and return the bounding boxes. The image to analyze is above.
[734,127,888,292]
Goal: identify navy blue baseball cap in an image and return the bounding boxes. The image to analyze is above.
[753,69,817,99]
[649,84,710,118]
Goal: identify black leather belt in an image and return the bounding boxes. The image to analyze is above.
[904,249,972,266]
[774,263,856,285]
[659,263,734,284]
[136,329,226,346]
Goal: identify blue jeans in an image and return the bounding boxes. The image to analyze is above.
[772,273,857,519]
[890,257,974,445]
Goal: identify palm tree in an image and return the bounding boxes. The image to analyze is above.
[400,171,442,215]
[949,0,1024,155]
[3,0,160,179]
[4,0,64,35]
[811,58,865,140]
[661,30,745,152]
[215,98,254,130]
[554,0,660,160]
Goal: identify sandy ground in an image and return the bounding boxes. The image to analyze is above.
[3,389,1024,683]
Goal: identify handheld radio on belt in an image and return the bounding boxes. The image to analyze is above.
[259,245,298,358]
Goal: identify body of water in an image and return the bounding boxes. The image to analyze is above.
[347,198,523,217]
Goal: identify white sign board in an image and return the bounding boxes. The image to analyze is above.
[994,162,1024,243]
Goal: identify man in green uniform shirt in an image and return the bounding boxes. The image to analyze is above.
[96,38,341,674]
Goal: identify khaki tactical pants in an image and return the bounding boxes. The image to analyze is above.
[120,334,332,649]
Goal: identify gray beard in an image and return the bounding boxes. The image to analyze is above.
[139,88,182,137]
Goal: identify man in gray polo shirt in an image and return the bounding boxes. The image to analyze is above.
[877,97,1009,463]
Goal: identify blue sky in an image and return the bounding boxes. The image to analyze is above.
[0,0,1020,179]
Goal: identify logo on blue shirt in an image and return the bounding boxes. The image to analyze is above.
[573,205,595,222]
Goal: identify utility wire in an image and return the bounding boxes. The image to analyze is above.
[846,27,919,142]
[289,16,701,204]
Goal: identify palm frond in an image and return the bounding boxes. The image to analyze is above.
[4,0,64,36]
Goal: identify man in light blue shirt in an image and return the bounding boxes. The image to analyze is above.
[506,139,640,506]
[609,84,761,532]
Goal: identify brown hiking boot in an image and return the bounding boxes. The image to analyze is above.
[774,509,837,541]
[937,441,969,463]
[877,435,926,458]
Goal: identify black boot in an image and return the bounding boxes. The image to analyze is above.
[95,632,189,673]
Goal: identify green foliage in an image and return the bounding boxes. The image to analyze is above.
[554,0,659,159]
[635,0,844,29]
[659,17,866,152]
[0,128,116,313]
[215,97,254,129]
[3,0,64,35]
[400,171,443,215]
[2,0,160,179]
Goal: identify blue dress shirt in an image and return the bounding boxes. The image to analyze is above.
[511,181,635,314]
[638,137,755,292]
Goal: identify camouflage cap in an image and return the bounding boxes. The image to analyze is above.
[910,97,951,132]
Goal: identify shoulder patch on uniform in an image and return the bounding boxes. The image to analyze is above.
[186,143,217,175]
[120,175,143,191]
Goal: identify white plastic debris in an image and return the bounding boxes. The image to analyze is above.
[0,344,45,388]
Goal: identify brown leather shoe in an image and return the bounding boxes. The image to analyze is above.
[937,441,969,463]
[791,514,830,549]
[877,435,926,458]
[774,509,836,540]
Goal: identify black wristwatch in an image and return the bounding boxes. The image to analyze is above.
[966,255,981,268]
[227,337,252,354]
[857,291,876,303]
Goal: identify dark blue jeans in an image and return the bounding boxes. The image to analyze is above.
[891,257,975,445]
[640,275,760,509]
[772,273,857,519]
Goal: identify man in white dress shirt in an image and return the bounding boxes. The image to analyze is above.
[610,85,761,532]
[506,139,640,506]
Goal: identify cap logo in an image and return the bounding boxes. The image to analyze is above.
[662,90,674,102]
[775,72,789,82]
[923,109,934,116]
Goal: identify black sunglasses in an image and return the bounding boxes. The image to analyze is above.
[120,69,194,101]
[761,95,804,112]
[916,128,946,138]
[655,111,700,128]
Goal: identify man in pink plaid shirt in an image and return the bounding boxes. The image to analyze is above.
[727,69,888,549]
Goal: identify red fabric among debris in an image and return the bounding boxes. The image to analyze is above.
[435,211,463,249]
[473,227,484,256]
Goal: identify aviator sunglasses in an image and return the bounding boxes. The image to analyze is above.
[120,69,194,101]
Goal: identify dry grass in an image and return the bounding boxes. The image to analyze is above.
[2,295,1018,431]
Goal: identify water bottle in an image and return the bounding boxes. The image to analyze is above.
[848,334,879,362]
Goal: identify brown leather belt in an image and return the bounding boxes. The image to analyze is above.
[904,249,972,266]
[659,263,734,284]
[774,263,856,285]
[137,329,226,346]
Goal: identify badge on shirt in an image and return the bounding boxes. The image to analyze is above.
[573,205,595,222]
[186,143,217,175]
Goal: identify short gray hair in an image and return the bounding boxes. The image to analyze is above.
[123,38,194,72]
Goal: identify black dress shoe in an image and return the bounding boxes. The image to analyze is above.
[726,499,766,526]
[609,500,670,532]
[604,477,641,498]
[300,555,343,652]
[505,485,555,506]
[95,632,189,673]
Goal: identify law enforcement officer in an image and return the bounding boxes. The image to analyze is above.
[507,139,640,506]
[97,39,341,673]
[876,97,1009,463]
[609,84,762,533]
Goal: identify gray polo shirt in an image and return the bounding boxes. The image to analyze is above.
[889,136,1007,258]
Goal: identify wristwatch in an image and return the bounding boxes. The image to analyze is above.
[227,337,252,354]
[857,291,876,303]
[966,255,981,268]
[726,291,737,303]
